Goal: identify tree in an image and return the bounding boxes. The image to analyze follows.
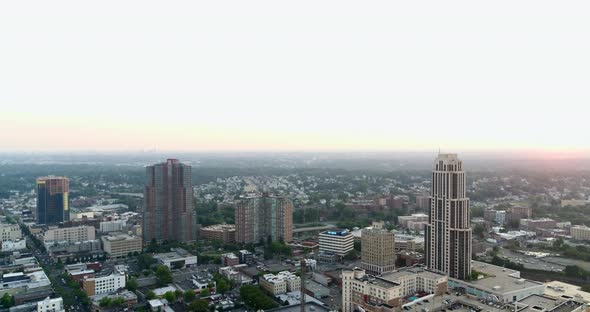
[127,278,138,292]
[99,297,112,307]
[189,300,210,312]
[239,285,278,310]
[146,290,156,300]
[155,265,173,286]
[0,293,15,308]
[164,291,176,302]
[473,224,485,238]
[200,288,210,297]
[184,289,196,302]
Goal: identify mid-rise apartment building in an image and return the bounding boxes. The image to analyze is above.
[571,225,590,241]
[199,224,236,243]
[0,223,22,242]
[43,226,95,243]
[99,220,127,233]
[82,270,126,296]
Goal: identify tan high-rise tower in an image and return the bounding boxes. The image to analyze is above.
[425,153,472,280]
[361,221,396,274]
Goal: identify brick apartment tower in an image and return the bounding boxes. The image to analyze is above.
[36,176,70,225]
[143,159,196,243]
[235,193,293,244]
[425,153,472,280]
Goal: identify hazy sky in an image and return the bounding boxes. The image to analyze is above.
[1,1,589,153]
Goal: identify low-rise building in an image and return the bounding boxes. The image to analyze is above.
[448,261,544,303]
[239,250,253,264]
[517,294,585,312]
[9,296,65,312]
[521,218,557,232]
[91,290,138,311]
[199,224,236,243]
[398,214,429,229]
[154,248,197,270]
[0,270,52,297]
[101,234,142,258]
[2,239,27,252]
[260,271,301,295]
[319,230,353,256]
[221,253,239,266]
[82,270,126,296]
[342,266,448,312]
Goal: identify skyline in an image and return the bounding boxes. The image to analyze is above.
[1,1,590,153]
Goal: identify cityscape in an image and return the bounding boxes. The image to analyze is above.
[2,152,590,312]
[2,1,590,312]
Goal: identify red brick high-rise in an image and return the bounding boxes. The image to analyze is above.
[143,159,196,243]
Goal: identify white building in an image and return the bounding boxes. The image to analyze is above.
[2,239,27,252]
[260,271,301,295]
[319,230,354,256]
[154,248,197,270]
[43,226,95,244]
[99,220,127,233]
[496,210,507,224]
[82,270,126,296]
[36,296,66,312]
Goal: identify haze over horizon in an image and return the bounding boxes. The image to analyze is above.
[1,1,589,154]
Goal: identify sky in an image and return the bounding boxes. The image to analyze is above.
[1,1,589,154]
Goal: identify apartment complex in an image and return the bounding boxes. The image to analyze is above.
[342,266,448,312]
[199,224,236,243]
[235,193,293,244]
[36,176,69,225]
[319,230,354,256]
[101,234,143,258]
[571,225,590,241]
[260,271,301,295]
[425,153,472,280]
[43,226,95,243]
[361,222,396,275]
[521,218,557,231]
[415,195,431,210]
[143,159,197,243]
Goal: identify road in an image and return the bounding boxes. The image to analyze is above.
[498,249,564,272]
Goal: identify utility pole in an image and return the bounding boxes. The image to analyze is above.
[300,259,306,312]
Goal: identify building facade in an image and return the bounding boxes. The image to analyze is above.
[0,223,22,242]
[143,159,197,243]
[361,221,396,275]
[36,177,69,225]
[82,271,126,296]
[43,226,95,243]
[425,153,472,280]
[571,225,590,241]
[319,230,354,256]
[260,271,301,295]
[199,224,236,243]
[235,193,293,244]
[99,220,126,233]
[101,234,143,258]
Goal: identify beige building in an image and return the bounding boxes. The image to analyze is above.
[199,224,236,243]
[43,226,95,243]
[102,234,143,258]
[571,225,590,241]
[342,266,447,312]
[260,271,301,295]
[0,223,22,242]
[361,221,396,275]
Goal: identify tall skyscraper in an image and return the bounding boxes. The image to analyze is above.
[235,193,293,244]
[425,153,472,280]
[143,159,196,243]
[361,221,396,275]
[36,176,69,225]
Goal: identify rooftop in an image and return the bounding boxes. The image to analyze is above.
[453,261,544,294]
[320,230,351,237]
[518,294,584,312]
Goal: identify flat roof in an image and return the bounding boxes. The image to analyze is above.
[545,281,590,303]
[452,261,543,294]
